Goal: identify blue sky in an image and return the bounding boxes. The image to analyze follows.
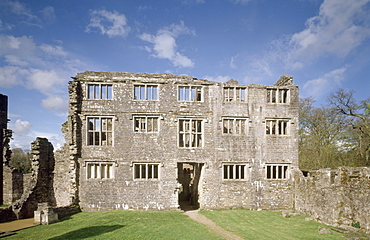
[0,0,369,150]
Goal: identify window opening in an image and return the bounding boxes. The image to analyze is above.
[87,117,113,146]
[179,119,203,148]
[134,116,159,132]
[87,163,114,179]
[88,84,112,99]
[224,87,246,102]
[266,119,288,135]
[179,86,202,101]
[223,118,247,134]
[134,85,158,100]
[223,164,246,180]
[266,164,289,179]
[267,88,289,103]
[134,163,159,180]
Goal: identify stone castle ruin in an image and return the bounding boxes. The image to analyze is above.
[1,72,369,232]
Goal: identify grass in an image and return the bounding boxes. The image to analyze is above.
[201,209,345,240]
[6,209,365,240]
[6,210,221,240]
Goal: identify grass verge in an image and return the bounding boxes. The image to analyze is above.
[5,210,222,240]
[200,209,344,240]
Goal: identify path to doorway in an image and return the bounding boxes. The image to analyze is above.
[184,210,245,240]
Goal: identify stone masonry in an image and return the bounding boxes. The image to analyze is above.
[294,167,370,232]
[56,71,299,211]
[2,72,369,232]
[11,137,56,219]
[0,93,9,205]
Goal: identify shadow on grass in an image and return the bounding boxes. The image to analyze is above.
[48,225,124,240]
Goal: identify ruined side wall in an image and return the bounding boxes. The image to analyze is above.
[0,94,8,205]
[2,166,23,205]
[294,167,370,233]
[53,144,74,206]
[12,138,56,219]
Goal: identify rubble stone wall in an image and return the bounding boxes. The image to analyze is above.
[2,166,23,205]
[53,144,74,207]
[294,167,370,233]
[11,138,56,219]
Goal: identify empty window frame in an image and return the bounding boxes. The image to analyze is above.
[178,86,202,101]
[265,119,289,135]
[266,164,289,179]
[224,87,246,102]
[88,84,112,99]
[223,164,246,180]
[87,117,113,146]
[87,162,114,179]
[134,163,159,180]
[179,119,203,148]
[267,88,289,103]
[223,118,247,134]
[134,85,158,100]
[134,116,159,133]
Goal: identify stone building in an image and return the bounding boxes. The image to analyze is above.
[56,71,299,211]
[0,93,9,205]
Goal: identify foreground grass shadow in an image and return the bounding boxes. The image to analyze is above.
[48,225,124,240]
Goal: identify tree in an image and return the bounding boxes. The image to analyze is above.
[9,148,32,173]
[299,98,349,170]
[328,89,370,166]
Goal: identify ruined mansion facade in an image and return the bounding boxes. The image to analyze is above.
[53,71,299,211]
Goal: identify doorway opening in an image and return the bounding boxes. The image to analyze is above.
[177,162,203,211]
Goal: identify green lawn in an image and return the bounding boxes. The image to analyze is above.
[201,209,344,240]
[7,211,222,240]
[5,209,355,240]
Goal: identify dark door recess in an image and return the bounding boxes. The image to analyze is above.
[177,162,203,210]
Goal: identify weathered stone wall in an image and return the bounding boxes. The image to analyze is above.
[2,166,23,205]
[1,93,9,205]
[60,71,299,211]
[294,167,370,233]
[11,137,56,219]
[53,144,75,207]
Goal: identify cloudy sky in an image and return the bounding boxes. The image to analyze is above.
[0,0,369,150]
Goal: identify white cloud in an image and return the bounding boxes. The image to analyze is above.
[203,75,231,83]
[41,6,55,21]
[231,0,251,4]
[230,55,238,69]
[8,119,65,150]
[0,66,27,87]
[12,119,32,135]
[5,55,29,66]
[27,69,65,94]
[39,44,68,57]
[0,34,82,113]
[86,9,130,38]
[303,67,346,98]
[41,95,68,115]
[140,21,195,68]
[288,0,370,64]
[0,35,37,58]
[1,0,36,20]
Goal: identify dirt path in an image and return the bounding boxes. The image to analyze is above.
[0,218,34,232]
[184,210,245,240]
